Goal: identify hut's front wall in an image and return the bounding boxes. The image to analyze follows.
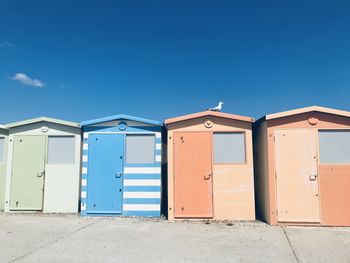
[266,112,350,226]
[0,129,9,210]
[5,122,81,213]
[80,121,162,217]
[167,116,255,220]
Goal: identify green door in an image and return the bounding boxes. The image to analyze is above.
[10,136,46,210]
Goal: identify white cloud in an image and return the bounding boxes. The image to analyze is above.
[0,41,15,47]
[12,73,45,87]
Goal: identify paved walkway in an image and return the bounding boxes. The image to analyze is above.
[0,214,349,263]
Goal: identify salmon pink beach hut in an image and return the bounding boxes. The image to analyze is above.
[254,106,350,226]
[165,111,255,220]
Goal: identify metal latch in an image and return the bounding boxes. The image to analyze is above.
[37,171,45,177]
[204,173,211,180]
[309,174,317,181]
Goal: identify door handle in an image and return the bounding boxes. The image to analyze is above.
[37,171,45,178]
[204,173,211,180]
[115,173,122,178]
[309,174,317,181]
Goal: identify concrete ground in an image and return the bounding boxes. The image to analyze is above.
[0,214,349,263]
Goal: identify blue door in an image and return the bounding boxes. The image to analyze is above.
[87,134,124,214]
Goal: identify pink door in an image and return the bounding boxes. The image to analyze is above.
[174,132,213,218]
[275,129,320,223]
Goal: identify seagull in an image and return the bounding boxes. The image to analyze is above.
[207,102,224,111]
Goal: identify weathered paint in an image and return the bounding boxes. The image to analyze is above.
[0,127,9,210]
[254,107,350,226]
[4,119,81,213]
[80,115,162,217]
[166,112,255,221]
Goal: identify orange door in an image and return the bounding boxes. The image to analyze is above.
[174,132,213,218]
[275,129,320,223]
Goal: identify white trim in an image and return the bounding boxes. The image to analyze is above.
[124,179,161,186]
[83,133,89,139]
[82,155,88,162]
[81,179,87,186]
[123,167,161,174]
[81,203,86,211]
[82,167,87,174]
[123,192,161,198]
[83,143,88,150]
[155,132,161,138]
[123,204,160,211]
[81,191,86,198]
[155,155,161,162]
[156,143,161,150]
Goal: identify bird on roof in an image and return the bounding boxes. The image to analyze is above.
[207,101,224,111]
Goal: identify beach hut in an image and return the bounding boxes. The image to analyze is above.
[254,106,350,226]
[80,114,163,217]
[4,117,81,213]
[0,124,9,210]
[165,111,255,220]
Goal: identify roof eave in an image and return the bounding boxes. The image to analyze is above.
[81,114,163,127]
[265,106,350,121]
[6,117,80,129]
[165,111,255,125]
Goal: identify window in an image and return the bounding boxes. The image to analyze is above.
[126,134,155,164]
[319,130,350,164]
[214,132,246,164]
[47,136,76,164]
[0,137,4,163]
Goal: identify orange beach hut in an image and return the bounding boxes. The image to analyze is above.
[254,106,350,226]
[165,111,255,220]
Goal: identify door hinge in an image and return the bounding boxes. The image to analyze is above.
[273,136,275,142]
[274,172,277,179]
[276,209,278,215]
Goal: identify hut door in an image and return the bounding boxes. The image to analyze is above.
[10,136,46,210]
[275,129,320,223]
[87,134,124,214]
[174,132,213,218]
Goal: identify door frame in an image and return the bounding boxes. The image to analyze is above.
[173,131,214,218]
[273,128,321,223]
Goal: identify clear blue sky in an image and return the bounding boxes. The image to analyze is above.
[1,1,350,123]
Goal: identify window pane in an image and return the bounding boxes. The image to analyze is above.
[0,138,4,163]
[214,133,246,164]
[319,130,350,164]
[48,136,75,164]
[126,135,155,164]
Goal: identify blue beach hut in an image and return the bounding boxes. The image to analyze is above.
[80,114,163,217]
